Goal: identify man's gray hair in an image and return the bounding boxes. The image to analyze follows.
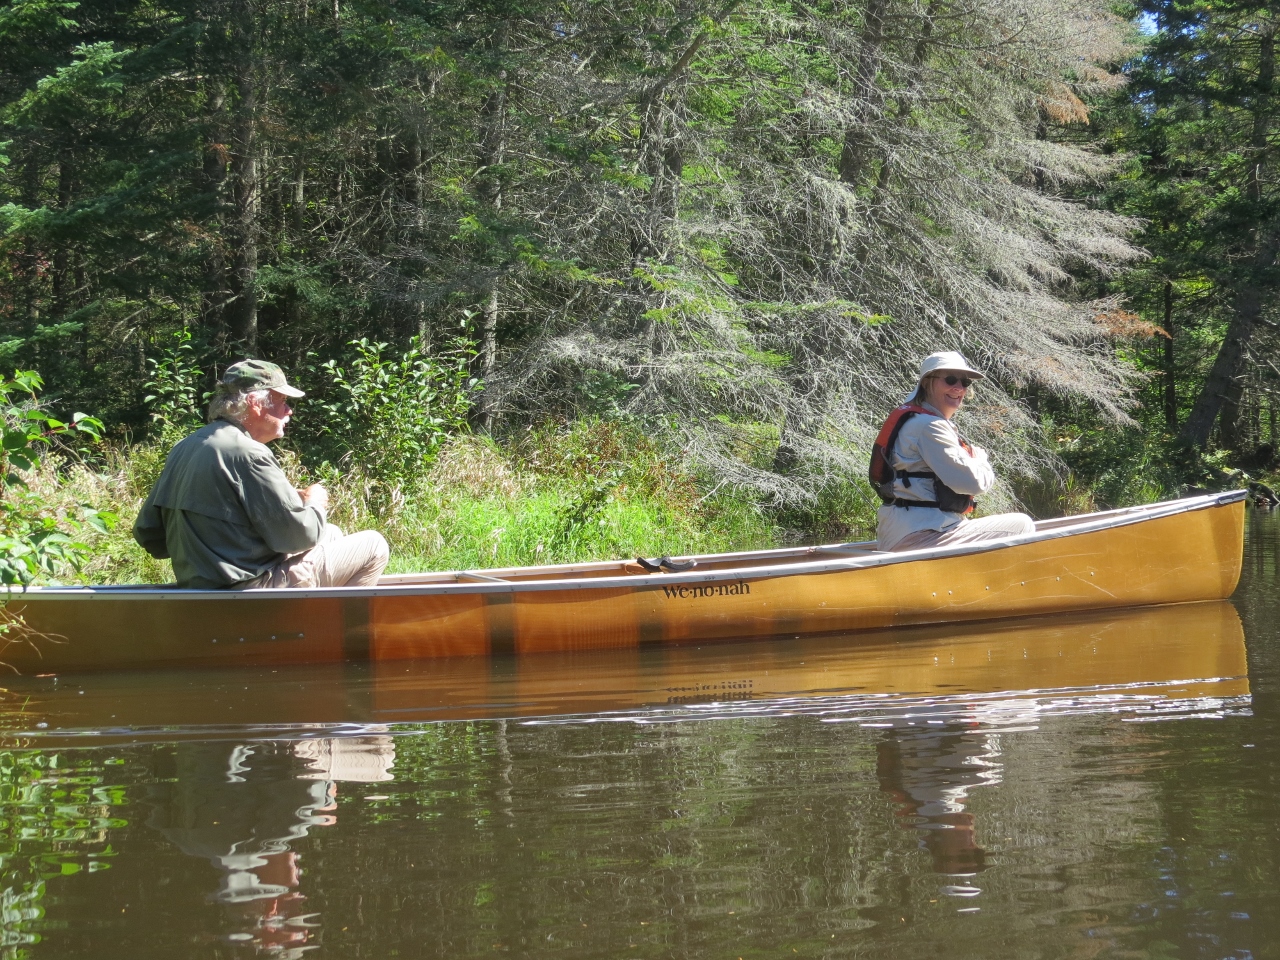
[208,387,270,424]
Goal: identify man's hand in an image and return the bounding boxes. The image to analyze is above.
[300,483,330,512]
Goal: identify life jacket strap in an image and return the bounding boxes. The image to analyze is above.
[896,469,935,489]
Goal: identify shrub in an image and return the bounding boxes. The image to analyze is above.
[770,475,881,544]
[300,337,478,509]
[142,328,206,441]
[1048,421,1181,510]
[0,371,114,587]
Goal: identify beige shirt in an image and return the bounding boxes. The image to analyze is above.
[875,402,994,550]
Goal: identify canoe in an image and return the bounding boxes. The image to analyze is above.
[2,490,1246,673]
[0,599,1249,737]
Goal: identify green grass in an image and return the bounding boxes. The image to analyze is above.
[383,488,773,573]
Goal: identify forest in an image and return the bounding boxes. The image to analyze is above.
[1,0,1278,583]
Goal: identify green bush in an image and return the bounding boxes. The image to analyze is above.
[0,371,114,587]
[142,328,206,441]
[770,476,880,544]
[301,337,478,507]
[1049,421,1182,510]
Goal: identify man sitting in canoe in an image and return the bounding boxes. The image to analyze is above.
[872,351,1035,552]
[133,359,389,589]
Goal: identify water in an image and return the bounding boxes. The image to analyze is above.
[3,513,1280,958]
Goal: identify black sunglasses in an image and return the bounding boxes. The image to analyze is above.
[935,374,974,388]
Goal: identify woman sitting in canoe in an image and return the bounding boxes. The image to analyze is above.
[872,351,1035,552]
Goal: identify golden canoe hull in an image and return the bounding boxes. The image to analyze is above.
[3,492,1247,673]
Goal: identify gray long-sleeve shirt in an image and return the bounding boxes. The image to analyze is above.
[875,402,994,550]
[133,419,326,588]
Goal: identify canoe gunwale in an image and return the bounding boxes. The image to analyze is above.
[12,490,1248,603]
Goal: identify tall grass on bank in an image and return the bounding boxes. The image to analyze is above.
[332,420,781,574]
[58,420,782,585]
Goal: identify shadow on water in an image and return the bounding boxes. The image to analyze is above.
[2,514,1280,958]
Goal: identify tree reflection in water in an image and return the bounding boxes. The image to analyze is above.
[144,735,394,956]
[875,714,1003,885]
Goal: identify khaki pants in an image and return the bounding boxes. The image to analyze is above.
[239,526,390,589]
[889,512,1037,552]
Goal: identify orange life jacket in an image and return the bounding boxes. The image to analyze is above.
[869,404,976,514]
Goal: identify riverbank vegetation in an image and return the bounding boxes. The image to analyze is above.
[56,415,782,584]
[3,0,1279,583]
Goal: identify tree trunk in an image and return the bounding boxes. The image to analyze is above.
[1181,271,1273,448]
[291,162,305,231]
[200,81,230,343]
[408,126,427,343]
[227,7,259,353]
[479,287,500,407]
[634,94,686,265]
[772,367,820,474]
[1251,382,1262,447]
[477,77,507,211]
[1219,370,1245,450]
[1163,280,1177,432]
[631,2,739,266]
[839,0,888,187]
[472,31,510,432]
[871,1,935,203]
[19,160,41,335]
[52,148,74,317]
[408,127,422,208]
[1181,25,1276,449]
[778,0,891,471]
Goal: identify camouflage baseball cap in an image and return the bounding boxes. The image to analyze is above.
[218,359,305,398]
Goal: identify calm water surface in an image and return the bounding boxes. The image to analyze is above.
[2,512,1280,958]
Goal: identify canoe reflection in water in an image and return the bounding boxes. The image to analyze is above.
[0,599,1251,734]
[144,736,394,955]
[877,720,999,878]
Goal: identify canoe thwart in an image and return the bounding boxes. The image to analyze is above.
[634,556,698,574]
[454,571,509,584]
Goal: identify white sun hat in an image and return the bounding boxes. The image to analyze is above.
[917,351,985,382]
